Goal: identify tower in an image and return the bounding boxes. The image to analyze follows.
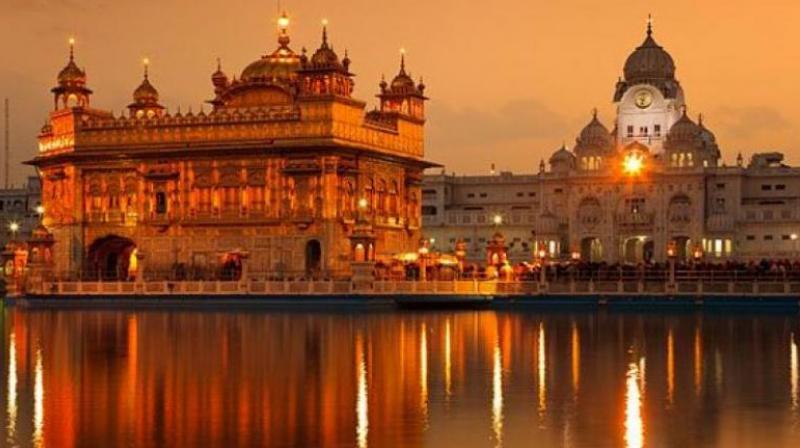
[128,59,165,119]
[613,17,684,153]
[377,52,427,121]
[51,38,92,110]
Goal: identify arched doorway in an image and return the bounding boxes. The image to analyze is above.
[88,235,137,280]
[305,240,322,277]
[671,236,691,261]
[580,237,603,262]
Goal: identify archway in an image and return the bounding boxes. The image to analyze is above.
[671,236,691,261]
[88,235,137,280]
[305,240,322,277]
[580,237,603,262]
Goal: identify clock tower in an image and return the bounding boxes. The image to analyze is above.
[613,18,684,153]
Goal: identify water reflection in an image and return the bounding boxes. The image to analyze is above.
[33,348,43,448]
[356,335,368,448]
[625,360,644,448]
[491,343,503,447]
[2,308,800,447]
[6,332,16,443]
[792,333,798,412]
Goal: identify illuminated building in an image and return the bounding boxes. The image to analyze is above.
[423,20,800,263]
[30,13,433,279]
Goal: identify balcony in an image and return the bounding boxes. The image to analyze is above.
[616,212,654,229]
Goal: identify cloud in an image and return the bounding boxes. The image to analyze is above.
[427,99,569,147]
[710,105,790,140]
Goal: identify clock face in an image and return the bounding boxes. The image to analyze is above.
[634,90,653,109]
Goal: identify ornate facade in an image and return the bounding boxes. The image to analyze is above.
[423,21,800,264]
[31,14,433,280]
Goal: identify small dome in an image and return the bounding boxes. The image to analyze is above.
[549,144,575,163]
[390,53,417,91]
[308,27,343,69]
[58,60,86,85]
[133,77,159,104]
[667,110,701,143]
[211,59,228,87]
[623,25,675,83]
[576,111,612,151]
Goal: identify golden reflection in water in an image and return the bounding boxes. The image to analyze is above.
[33,347,44,448]
[492,343,503,448]
[420,323,428,426]
[538,322,547,413]
[356,335,368,448]
[694,327,703,396]
[625,361,644,448]
[445,319,452,399]
[667,329,674,407]
[571,322,580,394]
[6,333,17,441]
[791,333,798,412]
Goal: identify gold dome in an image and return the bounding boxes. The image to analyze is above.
[57,41,86,86]
[132,61,160,105]
[241,12,302,82]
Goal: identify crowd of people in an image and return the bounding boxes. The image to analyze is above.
[391,258,800,282]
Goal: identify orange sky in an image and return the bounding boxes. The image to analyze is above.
[1,0,799,182]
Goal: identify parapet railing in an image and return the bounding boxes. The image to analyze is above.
[30,278,800,297]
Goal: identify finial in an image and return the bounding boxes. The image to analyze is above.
[592,107,598,119]
[680,105,687,116]
[698,113,704,126]
[277,11,291,46]
[68,37,76,61]
[399,48,406,73]
[142,57,150,80]
[321,19,329,46]
[647,14,653,36]
[216,57,222,72]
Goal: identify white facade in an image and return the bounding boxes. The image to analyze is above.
[422,25,800,264]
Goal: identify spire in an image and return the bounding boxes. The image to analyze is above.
[321,19,329,48]
[399,48,407,75]
[277,11,291,47]
[647,14,653,37]
[68,37,75,62]
[592,107,598,120]
[216,57,222,72]
[143,57,150,80]
[698,113,704,126]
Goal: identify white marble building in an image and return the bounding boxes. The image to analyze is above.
[422,23,800,264]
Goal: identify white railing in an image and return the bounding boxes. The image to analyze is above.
[30,279,800,297]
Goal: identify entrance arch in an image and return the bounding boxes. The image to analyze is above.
[580,237,603,262]
[305,240,322,277]
[88,235,137,280]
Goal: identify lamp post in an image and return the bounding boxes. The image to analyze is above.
[667,241,677,287]
[537,246,548,285]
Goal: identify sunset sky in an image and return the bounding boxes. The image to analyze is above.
[1,0,799,183]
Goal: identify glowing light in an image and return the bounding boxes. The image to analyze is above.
[35,205,45,215]
[143,57,150,66]
[571,322,580,393]
[8,222,19,233]
[791,333,798,412]
[357,198,368,210]
[625,361,644,448]
[492,343,504,448]
[492,214,503,225]
[792,234,799,241]
[400,47,406,55]
[356,337,368,448]
[420,324,428,427]
[34,348,44,448]
[6,333,17,440]
[622,152,644,175]
[537,322,546,413]
[694,328,703,396]
[667,329,675,406]
[68,37,75,46]
[445,320,452,398]
[321,18,329,26]
[277,12,290,30]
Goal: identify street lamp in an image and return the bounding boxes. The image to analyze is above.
[492,214,503,226]
[9,222,19,240]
